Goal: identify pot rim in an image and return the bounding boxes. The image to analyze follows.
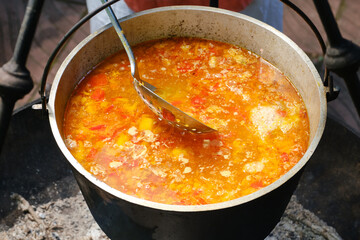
[48,6,327,212]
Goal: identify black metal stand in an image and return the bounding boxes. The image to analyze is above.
[313,0,360,115]
[0,0,44,152]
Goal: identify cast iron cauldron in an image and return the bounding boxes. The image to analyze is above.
[48,6,326,240]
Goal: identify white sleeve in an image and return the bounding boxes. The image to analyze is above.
[86,0,134,33]
[240,0,284,32]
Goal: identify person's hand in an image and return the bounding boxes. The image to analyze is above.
[124,0,253,12]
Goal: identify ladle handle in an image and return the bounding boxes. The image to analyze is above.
[101,0,140,80]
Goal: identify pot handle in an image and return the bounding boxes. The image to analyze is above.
[39,0,122,115]
[280,0,340,102]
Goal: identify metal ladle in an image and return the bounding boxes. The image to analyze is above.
[101,0,216,133]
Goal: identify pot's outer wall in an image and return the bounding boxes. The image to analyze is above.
[48,6,326,240]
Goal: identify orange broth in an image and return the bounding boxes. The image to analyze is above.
[63,37,309,205]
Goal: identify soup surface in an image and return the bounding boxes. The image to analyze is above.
[63,37,309,205]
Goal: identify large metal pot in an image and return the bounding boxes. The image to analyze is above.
[48,6,326,240]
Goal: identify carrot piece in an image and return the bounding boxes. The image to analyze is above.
[91,88,105,101]
[114,109,128,119]
[120,114,128,119]
[105,104,114,113]
[89,124,106,130]
[88,73,108,87]
[210,82,220,92]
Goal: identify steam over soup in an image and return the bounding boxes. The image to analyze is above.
[63,37,309,205]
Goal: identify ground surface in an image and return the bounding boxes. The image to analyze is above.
[0,192,341,240]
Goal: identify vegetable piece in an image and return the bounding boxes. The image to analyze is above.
[88,73,108,87]
[277,109,287,117]
[210,82,220,92]
[116,133,130,146]
[123,103,138,113]
[161,109,176,122]
[250,181,264,189]
[91,88,105,101]
[105,104,114,113]
[86,148,97,159]
[281,152,289,162]
[139,116,154,130]
[89,124,106,131]
[172,148,187,157]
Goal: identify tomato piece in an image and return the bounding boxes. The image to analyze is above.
[105,104,114,113]
[89,124,106,130]
[191,82,200,88]
[86,148,97,160]
[281,152,289,162]
[162,108,176,121]
[115,109,128,119]
[193,189,203,196]
[209,47,221,56]
[120,114,128,119]
[250,181,264,189]
[88,73,108,87]
[178,199,188,205]
[197,197,207,205]
[200,89,209,97]
[91,88,105,101]
[110,127,126,140]
[277,109,287,117]
[210,82,220,92]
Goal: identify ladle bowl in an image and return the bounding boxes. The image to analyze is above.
[102,0,216,133]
